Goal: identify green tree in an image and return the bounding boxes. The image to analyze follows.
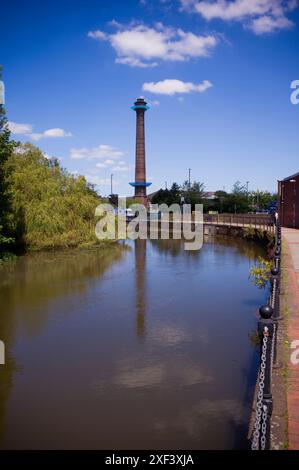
[169,182,181,203]
[214,190,229,213]
[181,180,205,209]
[250,190,277,211]
[151,182,181,205]
[227,181,250,213]
[0,66,16,251]
[5,143,102,249]
[151,180,205,209]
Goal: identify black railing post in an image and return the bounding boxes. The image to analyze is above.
[274,254,280,270]
[257,305,274,450]
[252,217,281,451]
[270,266,281,366]
[271,267,280,321]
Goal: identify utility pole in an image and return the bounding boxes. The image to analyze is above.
[110,173,113,196]
[246,181,249,196]
[165,181,167,190]
[188,168,192,190]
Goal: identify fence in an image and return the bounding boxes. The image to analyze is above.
[203,213,274,231]
[250,220,281,450]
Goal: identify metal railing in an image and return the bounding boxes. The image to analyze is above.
[203,214,274,232]
[251,220,281,450]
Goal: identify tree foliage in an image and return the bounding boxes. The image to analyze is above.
[0,66,16,250]
[151,180,277,214]
[151,181,205,209]
[5,143,101,249]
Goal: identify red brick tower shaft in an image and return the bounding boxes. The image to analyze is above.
[130,98,151,205]
[135,106,146,198]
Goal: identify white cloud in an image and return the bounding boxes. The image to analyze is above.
[44,128,72,138]
[88,22,218,67]
[249,14,294,33]
[181,0,298,34]
[85,175,119,187]
[142,79,213,95]
[112,165,130,172]
[8,122,72,140]
[70,144,125,160]
[87,30,107,40]
[116,56,159,68]
[8,121,33,134]
[31,128,72,141]
[95,159,119,169]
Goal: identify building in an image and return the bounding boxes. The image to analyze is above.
[203,191,217,200]
[278,172,299,228]
[129,98,152,206]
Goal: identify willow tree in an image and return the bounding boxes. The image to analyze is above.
[6,143,102,249]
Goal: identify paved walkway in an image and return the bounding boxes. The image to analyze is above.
[282,228,299,449]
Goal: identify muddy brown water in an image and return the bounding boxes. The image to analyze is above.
[0,237,267,449]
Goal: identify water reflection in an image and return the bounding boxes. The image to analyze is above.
[0,237,265,449]
[0,245,125,447]
[151,234,265,261]
[135,239,147,338]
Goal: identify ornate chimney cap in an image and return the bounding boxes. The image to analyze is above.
[135,97,147,105]
[131,97,149,111]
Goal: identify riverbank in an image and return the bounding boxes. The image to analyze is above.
[203,224,275,250]
[1,221,275,261]
[0,240,121,268]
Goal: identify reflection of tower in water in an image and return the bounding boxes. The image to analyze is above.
[134,239,147,338]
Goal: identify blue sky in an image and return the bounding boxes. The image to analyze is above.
[1,0,299,195]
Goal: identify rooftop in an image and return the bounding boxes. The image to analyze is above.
[281,172,299,182]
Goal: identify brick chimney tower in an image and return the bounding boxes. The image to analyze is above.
[129,97,151,206]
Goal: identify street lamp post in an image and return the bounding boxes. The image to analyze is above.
[180,194,185,214]
[110,173,113,196]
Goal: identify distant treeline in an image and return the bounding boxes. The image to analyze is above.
[151,181,277,214]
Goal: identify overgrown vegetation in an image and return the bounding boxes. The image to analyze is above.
[250,256,272,289]
[4,144,102,250]
[243,227,275,246]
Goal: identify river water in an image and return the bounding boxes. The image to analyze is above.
[0,237,267,449]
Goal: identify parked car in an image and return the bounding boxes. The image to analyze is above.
[114,208,135,218]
